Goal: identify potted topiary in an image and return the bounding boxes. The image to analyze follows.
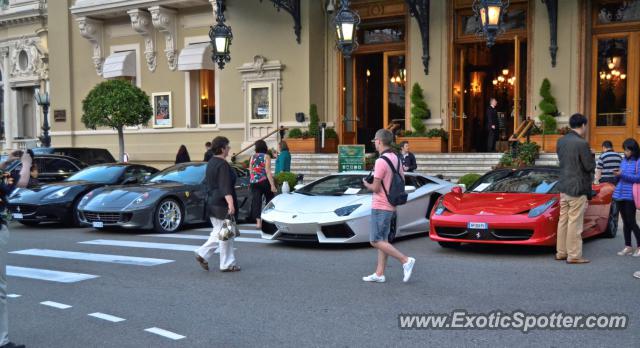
[320,127,339,153]
[395,83,446,152]
[286,127,315,153]
[527,78,561,152]
[274,171,298,193]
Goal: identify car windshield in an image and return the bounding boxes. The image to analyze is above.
[149,163,205,185]
[296,175,371,196]
[66,166,125,184]
[468,169,560,194]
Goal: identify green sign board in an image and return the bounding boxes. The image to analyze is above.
[338,145,366,172]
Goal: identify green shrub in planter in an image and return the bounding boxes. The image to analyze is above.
[288,128,303,138]
[324,127,338,139]
[309,104,320,138]
[425,128,449,141]
[458,173,481,188]
[275,172,298,192]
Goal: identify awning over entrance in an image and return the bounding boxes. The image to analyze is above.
[102,51,136,78]
[177,43,214,71]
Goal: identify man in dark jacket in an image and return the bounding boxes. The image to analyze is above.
[486,98,498,152]
[555,113,595,264]
[399,141,417,173]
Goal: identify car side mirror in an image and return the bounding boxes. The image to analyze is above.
[452,186,464,195]
[405,185,416,194]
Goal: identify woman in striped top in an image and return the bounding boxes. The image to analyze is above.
[613,138,640,257]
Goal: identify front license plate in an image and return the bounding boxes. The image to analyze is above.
[467,222,488,230]
[12,213,23,219]
[92,221,104,228]
[275,223,289,232]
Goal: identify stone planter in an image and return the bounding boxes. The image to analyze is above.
[320,138,338,153]
[287,138,316,153]
[524,134,561,153]
[396,136,448,153]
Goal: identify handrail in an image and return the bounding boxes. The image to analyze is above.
[231,126,288,162]
[508,119,535,142]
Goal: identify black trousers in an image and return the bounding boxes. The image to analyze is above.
[618,200,640,247]
[486,129,496,152]
[250,180,275,222]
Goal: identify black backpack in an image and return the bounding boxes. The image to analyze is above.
[379,153,408,206]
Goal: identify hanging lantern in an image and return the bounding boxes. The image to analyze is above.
[209,0,232,69]
[333,0,360,58]
[472,0,510,47]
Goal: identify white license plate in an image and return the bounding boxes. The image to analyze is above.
[275,223,289,232]
[92,221,104,228]
[468,222,488,230]
[12,213,23,219]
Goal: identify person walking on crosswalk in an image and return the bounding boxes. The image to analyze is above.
[1,150,32,348]
[194,136,240,272]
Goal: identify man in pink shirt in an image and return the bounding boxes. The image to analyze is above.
[362,129,415,283]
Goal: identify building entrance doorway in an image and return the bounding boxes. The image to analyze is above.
[450,39,527,152]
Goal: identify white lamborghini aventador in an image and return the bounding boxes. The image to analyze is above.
[260,171,454,243]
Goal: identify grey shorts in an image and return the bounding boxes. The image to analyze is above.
[370,209,394,242]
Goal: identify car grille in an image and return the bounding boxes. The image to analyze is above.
[321,223,356,239]
[435,227,533,241]
[83,211,122,223]
[262,221,278,235]
[278,233,319,242]
[10,204,37,214]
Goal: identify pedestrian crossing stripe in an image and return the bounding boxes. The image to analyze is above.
[79,239,199,251]
[144,327,185,340]
[142,234,276,244]
[89,312,126,323]
[7,266,99,283]
[40,301,72,309]
[10,249,174,266]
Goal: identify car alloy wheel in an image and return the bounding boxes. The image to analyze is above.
[155,199,183,233]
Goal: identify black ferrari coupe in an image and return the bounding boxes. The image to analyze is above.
[8,163,158,226]
[77,162,251,233]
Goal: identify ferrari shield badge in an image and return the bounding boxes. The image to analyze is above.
[185,191,190,198]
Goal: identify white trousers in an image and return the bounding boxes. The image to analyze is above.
[1,225,10,346]
[195,217,236,270]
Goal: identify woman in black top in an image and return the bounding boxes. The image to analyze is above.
[194,137,240,272]
[175,145,191,164]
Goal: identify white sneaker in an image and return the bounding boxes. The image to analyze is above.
[633,249,640,257]
[618,246,634,256]
[403,257,416,282]
[633,271,640,279]
[362,273,385,283]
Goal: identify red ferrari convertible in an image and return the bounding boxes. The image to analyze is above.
[429,167,616,248]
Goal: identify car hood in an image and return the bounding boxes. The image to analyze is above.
[442,193,556,215]
[273,193,368,213]
[9,180,95,203]
[82,181,185,210]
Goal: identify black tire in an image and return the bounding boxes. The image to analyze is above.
[387,215,397,243]
[602,214,618,238]
[19,221,40,227]
[63,198,83,228]
[153,198,184,233]
[438,241,462,249]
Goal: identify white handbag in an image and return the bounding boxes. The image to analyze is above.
[217,215,239,241]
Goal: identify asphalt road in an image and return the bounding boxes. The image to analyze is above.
[3,222,639,347]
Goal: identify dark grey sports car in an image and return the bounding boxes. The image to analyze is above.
[77,162,251,233]
[8,163,157,227]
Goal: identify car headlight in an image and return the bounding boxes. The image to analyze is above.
[434,197,447,216]
[528,198,558,218]
[334,204,362,217]
[80,191,94,203]
[44,187,72,200]
[9,188,22,199]
[124,193,151,209]
[263,201,275,214]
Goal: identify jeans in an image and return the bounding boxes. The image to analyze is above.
[250,180,275,222]
[618,200,640,247]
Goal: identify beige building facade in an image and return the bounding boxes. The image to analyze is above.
[0,0,632,166]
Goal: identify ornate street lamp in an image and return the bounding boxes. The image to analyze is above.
[34,85,51,148]
[472,0,510,47]
[333,0,360,58]
[209,0,232,69]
